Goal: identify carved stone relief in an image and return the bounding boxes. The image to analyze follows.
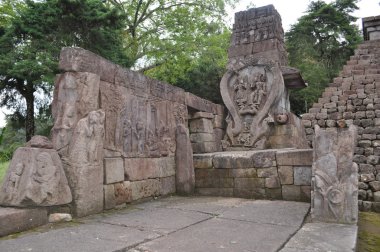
[51,72,100,153]
[0,148,72,207]
[221,57,285,148]
[311,125,358,224]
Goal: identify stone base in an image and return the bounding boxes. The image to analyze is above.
[194,149,313,202]
[0,207,48,237]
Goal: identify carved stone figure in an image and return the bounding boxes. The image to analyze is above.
[311,125,358,224]
[133,119,146,156]
[0,148,72,207]
[221,57,285,148]
[68,110,105,164]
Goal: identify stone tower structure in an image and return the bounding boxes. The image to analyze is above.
[221,5,308,149]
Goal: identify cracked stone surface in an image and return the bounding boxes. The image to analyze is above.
[0,196,356,252]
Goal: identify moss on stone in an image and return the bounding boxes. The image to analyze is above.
[358,212,380,252]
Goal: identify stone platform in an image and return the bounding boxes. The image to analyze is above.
[194,149,313,201]
[0,196,357,252]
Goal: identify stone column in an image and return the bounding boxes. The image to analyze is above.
[175,124,195,195]
[311,125,358,224]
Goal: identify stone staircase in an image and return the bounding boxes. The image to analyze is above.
[302,39,380,212]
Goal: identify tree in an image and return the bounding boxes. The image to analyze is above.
[285,0,362,115]
[107,0,238,70]
[0,0,130,141]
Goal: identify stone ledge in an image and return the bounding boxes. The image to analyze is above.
[0,207,48,237]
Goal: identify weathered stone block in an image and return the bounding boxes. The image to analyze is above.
[130,179,160,201]
[369,181,380,191]
[234,178,265,189]
[278,166,293,185]
[193,154,213,169]
[115,182,132,205]
[230,168,257,178]
[189,118,214,133]
[257,167,278,178]
[361,173,375,182]
[124,157,175,181]
[374,191,380,202]
[191,142,217,153]
[0,208,48,237]
[191,112,214,119]
[160,176,176,195]
[0,147,72,207]
[103,184,116,210]
[251,151,276,168]
[265,188,282,200]
[294,166,312,186]
[104,158,124,184]
[276,149,313,166]
[300,186,311,202]
[282,185,301,201]
[213,152,253,168]
[358,189,367,200]
[265,177,281,188]
[190,133,215,143]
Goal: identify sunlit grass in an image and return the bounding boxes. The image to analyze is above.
[0,161,9,184]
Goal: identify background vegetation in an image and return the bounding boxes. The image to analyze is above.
[0,0,364,167]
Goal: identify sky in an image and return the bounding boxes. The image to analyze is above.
[0,0,379,128]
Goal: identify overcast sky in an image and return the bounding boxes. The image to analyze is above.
[0,0,379,128]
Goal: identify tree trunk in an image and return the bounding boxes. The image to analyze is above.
[25,92,35,142]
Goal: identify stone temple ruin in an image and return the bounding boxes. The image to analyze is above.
[0,4,376,236]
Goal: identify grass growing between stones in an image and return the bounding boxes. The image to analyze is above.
[0,161,9,184]
[358,212,380,252]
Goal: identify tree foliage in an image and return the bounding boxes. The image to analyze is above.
[286,0,362,115]
[0,0,130,141]
[108,0,237,70]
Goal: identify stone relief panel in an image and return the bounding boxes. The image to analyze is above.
[114,96,181,158]
[51,72,100,153]
[0,148,72,207]
[221,57,285,149]
[311,125,358,224]
[68,110,105,165]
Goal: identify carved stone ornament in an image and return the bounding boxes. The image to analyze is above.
[0,148,72,207]
[220,57,286,148]
[311,125,358,224]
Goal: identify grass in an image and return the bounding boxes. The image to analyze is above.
[358,212,380,252]
[0,161,9,184]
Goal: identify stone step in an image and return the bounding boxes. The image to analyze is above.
[0,207,47,237]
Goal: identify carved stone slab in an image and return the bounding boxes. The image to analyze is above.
[64,110,105,217]
[51,72,100,153]
[221,57,286,148]
[0,147,72,207]
[311,125,358,224]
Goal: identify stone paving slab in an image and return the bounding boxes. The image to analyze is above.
[220,200,310,227]
[0,222,159,252]
[280,222,358,252]
[135,217,299,252]
[0,196,316,252]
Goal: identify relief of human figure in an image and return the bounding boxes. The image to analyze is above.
[26,152,59,204]
[122,119,132,154]
[234,76,248,110]
[133,119,146,156]
[5,163,24,200]
[69,110,105,164]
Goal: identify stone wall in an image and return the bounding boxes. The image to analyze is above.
[193,149,313,202]
[52,47,224,215]
[302,39,380,212]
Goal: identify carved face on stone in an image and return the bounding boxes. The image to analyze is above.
[15,163,24,176]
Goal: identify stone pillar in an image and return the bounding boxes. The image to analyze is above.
[311,125,358,224]
[175,124,195,194]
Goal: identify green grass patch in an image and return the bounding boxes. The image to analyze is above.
[358,212,380,252]
[0,161,9,184]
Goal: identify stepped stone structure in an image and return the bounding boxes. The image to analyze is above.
[302,15,380,212]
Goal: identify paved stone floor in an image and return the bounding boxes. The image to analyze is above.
[0,196,357,252]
